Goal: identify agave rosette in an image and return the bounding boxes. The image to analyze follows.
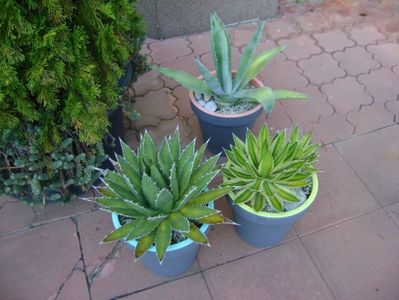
[151,13,307,113]
[93,129,232,263]
[223,125,320,212]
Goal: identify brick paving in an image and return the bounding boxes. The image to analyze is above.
[1,0,399,299]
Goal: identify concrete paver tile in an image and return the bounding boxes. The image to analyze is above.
[187,31,211,55]
[295,145,379,236]
[322,77,373,114]
[261,60,308,91]
[335,125,399,207]
[0,219,81,300]
[172,86,194,118]
[333,46,380,76]
[77,210,115,275]
[299,53,345,85]
[132,71,164,96]
[295,12,333,33]
[203,240,334,300]
[90,245,201,300]
[386,202,399,226]
[367,43,399,67]
[149,37,192,64]
[58,269,90,300]
[314,30,355,53]
[265,17,299,40]
[285,84,334,125]
[302,209,399,299]
[161,54,199,89]
[347,101,395,134]
[278,35,322,61]
[349,24,385,45]
[0,201,36,235]
[124,273,212,300]
[385,99,399,123]
[304,113,354,144]
[358,67,399,103]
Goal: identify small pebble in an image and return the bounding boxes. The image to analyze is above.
[204,100,217,112]
[203,94,211,102]
[194,92,203,101]
[198,100,206,107]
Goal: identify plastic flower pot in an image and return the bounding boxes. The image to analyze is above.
[189,74,264,154]
[111,201,214,277]
[229,173,318,248]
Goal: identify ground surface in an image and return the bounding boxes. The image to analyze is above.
[1,0,399,299]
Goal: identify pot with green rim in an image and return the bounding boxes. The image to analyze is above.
[222,125,320,248]
[228,173,318,247]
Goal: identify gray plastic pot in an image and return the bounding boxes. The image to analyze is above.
[111,202,214,277]
[229,173,318,248]
[189,74,264,154]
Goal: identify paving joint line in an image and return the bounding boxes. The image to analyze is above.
[71,216,93,300]
[54,258,82,300]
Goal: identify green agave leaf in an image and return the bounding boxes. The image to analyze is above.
[190,170,219,198]
[142,173,160,209]
[272,184,300,203]
[142,131,158,166]
[173,186,197,211]
[103,177,137,202]
[211,13,232,93]
[241,47,285,88]
[103,220,138,243]
[272,130,287,158]
[189,154,220,185]
[169,128,181,162]
[158,138,173,177]
[189,187,232,205]
[234,189,254,204]
[236,87,276,112]
[253,193,266,211]
[126,217,166,241]
[120,139,139,172]
[169,163,179,199]
[150,65,212,95]
[257,146,273,177]
[135,231,155,259]
[178,159,195,196]
[155,189,174,213]
[116,155,142,193]
[246,130,259,167]
[150,164,168,189]
[193,142,207,170]
[155,221,172,263]
[197,214,231,224]
[168,212,190,233]
[233,22,265,92]
[195,57,224,95]
[267,194,284,212]
[181,205,220,220]
[100,207,146,218]
[184,223,209,245]
[274,89,308,100]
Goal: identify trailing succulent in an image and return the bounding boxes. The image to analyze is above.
[223,125,320,212]
[151,13,307,113]
[0,124,106,205]
[92,129,232,263]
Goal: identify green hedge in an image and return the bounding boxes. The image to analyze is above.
[0,0,146,148]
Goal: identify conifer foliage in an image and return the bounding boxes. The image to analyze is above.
[0,0,146,145]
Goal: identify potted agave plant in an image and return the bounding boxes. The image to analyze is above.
[90,129,232,277]
[151,13,307,153]
[223,125,320,247]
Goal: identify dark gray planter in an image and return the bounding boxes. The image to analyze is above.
[111,202,214,277]
[229,173,318,248]
[189,75,264,154]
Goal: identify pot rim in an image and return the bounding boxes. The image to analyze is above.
[226,172,319,219]
[189,71,264,118]
[111,201,213,253]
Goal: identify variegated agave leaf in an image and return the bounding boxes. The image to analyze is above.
[95,129,232,263]
[223,125,320,212]
[150,13,308,114]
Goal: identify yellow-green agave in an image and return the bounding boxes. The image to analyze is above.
[223,125,320,212]
[93,129,232,263]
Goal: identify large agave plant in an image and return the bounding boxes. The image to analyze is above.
[151,13,307,113]
[92,129,231,263]
[223,125,320,212]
